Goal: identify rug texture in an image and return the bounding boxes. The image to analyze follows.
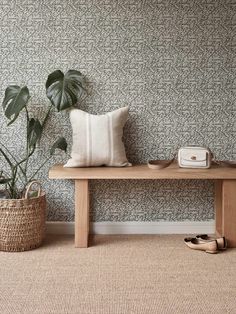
[0,235,235,314]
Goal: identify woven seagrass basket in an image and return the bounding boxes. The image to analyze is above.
[0,181,46,252]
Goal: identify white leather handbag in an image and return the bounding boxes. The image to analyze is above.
[147,146,236,170]
[177,146,212,169]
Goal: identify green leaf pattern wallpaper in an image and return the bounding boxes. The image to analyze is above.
[0,0,234,221]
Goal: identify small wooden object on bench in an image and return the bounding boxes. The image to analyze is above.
[49,163,236,248]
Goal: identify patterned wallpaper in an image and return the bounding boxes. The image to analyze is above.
[0,0,235,222]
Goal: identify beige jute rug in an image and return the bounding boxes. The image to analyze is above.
[0,235,236,314]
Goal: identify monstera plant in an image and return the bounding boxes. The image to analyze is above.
[0,69,86,199]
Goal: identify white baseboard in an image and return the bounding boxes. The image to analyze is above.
[46,221,215,235]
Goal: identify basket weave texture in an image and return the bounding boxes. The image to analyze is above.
[0,193,46,252]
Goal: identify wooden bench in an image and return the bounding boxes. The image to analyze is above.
[49,163,236,248]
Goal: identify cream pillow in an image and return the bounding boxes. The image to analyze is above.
[64,107,131,167]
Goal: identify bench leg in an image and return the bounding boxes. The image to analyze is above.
[221,180,236,248]
[215,180,222,236]
[215,180,236,248]
[75,179,89,248]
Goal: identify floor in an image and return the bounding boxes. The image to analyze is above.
[0,235,236,314]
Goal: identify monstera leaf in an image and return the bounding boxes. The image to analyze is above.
[0,177,11,184]
[27,118,43,149]
[2,85,30,125]
[50,137,67,156]
[0,171,11,185]
[46,70,86,111]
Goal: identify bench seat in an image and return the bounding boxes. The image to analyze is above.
[49,163,236,248]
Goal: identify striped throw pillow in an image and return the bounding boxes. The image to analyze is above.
[64,107,131,167]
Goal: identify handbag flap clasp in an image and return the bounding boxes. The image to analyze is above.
[181,150,207,162]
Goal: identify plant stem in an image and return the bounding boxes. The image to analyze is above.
[22,156,52,192]
[0,142,26,183]
[17,148,35,167]
[24,106,30,176]
[42,104,53,130]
